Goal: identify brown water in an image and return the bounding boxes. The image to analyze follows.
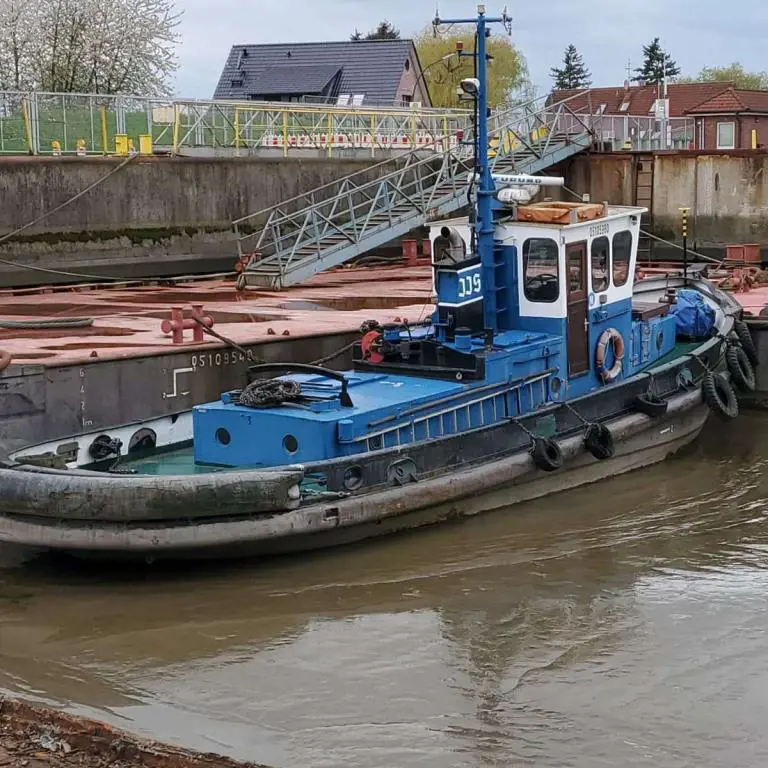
[2,414,768,767]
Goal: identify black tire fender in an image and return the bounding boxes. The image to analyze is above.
[584,423,615,460]
[632,392,669,418]
[726,345,756,392]
[531,437,563,472]
[734,319,759,367]
[702,372,739,420]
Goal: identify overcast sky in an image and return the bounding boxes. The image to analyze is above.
[174,0,768,99]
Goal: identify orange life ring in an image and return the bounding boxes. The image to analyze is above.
[0,348,11,372]
[595,328,624,383]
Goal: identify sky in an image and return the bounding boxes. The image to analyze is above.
[173,0,768,99]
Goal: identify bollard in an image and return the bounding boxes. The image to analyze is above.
[160,304,214,344]
[401,239,418,267]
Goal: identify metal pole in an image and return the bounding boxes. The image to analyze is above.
[680,207,689,281]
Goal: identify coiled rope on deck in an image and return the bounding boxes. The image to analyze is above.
[233,379,302,408]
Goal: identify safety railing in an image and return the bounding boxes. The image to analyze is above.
[0,89,471,157]
[173,100,471,157]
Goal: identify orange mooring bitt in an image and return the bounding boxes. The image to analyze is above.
[160,304,214,344]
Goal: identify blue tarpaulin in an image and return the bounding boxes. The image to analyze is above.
[670,289,716,339]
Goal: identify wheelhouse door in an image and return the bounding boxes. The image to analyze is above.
[566,241,590,377]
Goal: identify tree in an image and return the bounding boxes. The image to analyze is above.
[414,25,528,109]
[0,1,39,89]
[352,20,400,41]
[694,63,768,89]
[633,38,680,84]
[0,0,181,95]
[551,44,591,89]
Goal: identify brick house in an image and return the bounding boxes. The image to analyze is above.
[685,88,768,150]
[551,82,768,151]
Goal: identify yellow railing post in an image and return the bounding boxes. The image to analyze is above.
[282,109,288,158]
[327,113,333,157]
[21,97,34,154]
[234,107,241,151]
[100,105,108,155]
[370,113,376,158]
[172,103,181,154]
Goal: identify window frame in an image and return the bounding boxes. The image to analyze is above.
[590,235,611,294]
[522,237,561,304]
[612,230,633,288]
[716,121,736,150]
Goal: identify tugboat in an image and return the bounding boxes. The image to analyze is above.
[0,6,750,561]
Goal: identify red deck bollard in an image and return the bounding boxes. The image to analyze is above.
[160,304,214,344]
[401,239,418,267]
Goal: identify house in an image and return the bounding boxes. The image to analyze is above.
[213,40,431,108]
[685,88,768,150]
[551,82,768,151]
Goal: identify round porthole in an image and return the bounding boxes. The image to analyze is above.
[283,434,299,454]
[216,428,231,446]
[343,465,364,491]
[656,331,664,350]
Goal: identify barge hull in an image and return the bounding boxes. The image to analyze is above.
[0,389,709,561]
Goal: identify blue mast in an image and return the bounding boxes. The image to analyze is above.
[433,5,513,337]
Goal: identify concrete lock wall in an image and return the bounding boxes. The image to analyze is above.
[0,156,387,286]
[653,153,768,249]
[561,151,768,257]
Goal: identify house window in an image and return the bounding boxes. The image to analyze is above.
[591,236,610,292]
[401,94,412,105]
[717,122,735,149]
[612,231,633,287]
[523,238,560,303]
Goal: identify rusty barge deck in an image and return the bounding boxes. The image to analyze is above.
[0,265,433,453]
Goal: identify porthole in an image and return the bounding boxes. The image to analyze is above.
[283,434,299,454]
[216,428,231,446]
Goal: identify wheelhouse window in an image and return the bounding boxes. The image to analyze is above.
[523,238,560,303]
[717,122,735,150]
[591,236,610,293]
[612,231,633,287]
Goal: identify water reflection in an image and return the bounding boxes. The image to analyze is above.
[2,415,768,766]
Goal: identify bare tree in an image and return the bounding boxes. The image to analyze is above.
[0,0,180,95]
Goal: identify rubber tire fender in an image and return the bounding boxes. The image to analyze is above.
[0,348,11,373]
[531,437,563,473]
[702,372,739,420]
[584,423,615,460]
[726,345,756,392]
[734,319,759,368]
[632,392,669,418]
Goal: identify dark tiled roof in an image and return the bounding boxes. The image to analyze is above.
[550,83,733,117]
[214,40,423,105]
[249,65,341,96]
[687,87,768,114]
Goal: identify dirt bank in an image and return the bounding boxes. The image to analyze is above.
[0,698,265,768]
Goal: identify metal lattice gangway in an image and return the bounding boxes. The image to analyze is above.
[234,93,596,290]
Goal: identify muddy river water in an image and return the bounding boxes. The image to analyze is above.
[2,413,768,767]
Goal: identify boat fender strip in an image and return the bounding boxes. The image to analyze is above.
[701,372,739,420]
[733,319,759,368]
[596,328,625,383]
[584,423,615,460]
[530,437,563,472]
[632,393,669,418]
[725,345,756,393]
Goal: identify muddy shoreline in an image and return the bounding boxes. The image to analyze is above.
[0,698,264,768]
